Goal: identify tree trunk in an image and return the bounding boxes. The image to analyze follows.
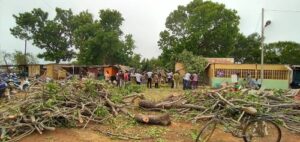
[139,100,205,111]
[134,113,171,126]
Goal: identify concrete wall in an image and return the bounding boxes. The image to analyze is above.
[211,77,289,89]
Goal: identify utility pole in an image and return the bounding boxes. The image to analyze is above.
[24,40,27,65]
[260,8,265,86]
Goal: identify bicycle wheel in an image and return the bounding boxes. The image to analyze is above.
[195,119,217,142]
[243,119,281,142]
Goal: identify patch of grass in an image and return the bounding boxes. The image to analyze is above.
[167,109,189,121]
[94,106,109,117]
[123,117,139,128]
[146,127,168,138]
[156,138,166,142]
[143,87,183,102]
[45,136,56,142]
[107,116,139,130]
[109,84,145,103]
[183,91,197,103]
[190,129,199,141]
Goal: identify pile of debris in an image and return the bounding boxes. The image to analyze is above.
[0,80,140,142]
[1,80,300,141]
[138,87,300,133]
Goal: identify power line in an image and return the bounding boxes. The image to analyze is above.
[265,9,300,13]
[254,13,261,33]
[41,0,54,10]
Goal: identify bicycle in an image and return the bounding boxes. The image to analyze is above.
[195,106,281,142]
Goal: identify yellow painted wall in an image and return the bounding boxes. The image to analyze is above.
[46,64,54,78]
[175,62,186,75]
[28,65,40,77]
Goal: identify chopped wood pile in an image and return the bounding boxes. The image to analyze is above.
[0,80,136,142]
[139,87,300,133]
[1,80,300,142]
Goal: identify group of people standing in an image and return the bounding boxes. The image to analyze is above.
[183,72,199,90]
[145,71,178,89]
[105,69,200,90]
[105,70,131,87]
[145,71,199,90]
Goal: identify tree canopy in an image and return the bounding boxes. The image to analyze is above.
[176,50,207,74]
[11,8,138,65]
[157,0,240,70]
[158,0,240,67]
[230,33,261,63]
[11,8,75,63]
[265,41,300,65]
[73,9,137,65]
[12,51,38,65]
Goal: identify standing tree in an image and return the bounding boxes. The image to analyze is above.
[265,41,300,64]
[12,51,38,65]
[231,33,261,63]
[10,8,75,63]
[73,9,136,65]
[158,0,240,68]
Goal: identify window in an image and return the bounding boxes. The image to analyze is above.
[215,69,288,80]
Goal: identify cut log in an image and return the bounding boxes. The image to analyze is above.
[134,113,171,126]
[139,100,205,110]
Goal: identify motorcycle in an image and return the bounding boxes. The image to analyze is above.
[7,77,30,91]
[0,81,7,97]
[1,73,30,91]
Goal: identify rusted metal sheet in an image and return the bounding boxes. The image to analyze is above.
[205,58,234,64]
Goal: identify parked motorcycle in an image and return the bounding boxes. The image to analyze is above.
[0,81,7,97]
[1,73,30,91]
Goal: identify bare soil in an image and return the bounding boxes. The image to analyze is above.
[20,122,300,142]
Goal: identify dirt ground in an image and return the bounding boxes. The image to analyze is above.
[15,87,300,142]
[20,122,300,142]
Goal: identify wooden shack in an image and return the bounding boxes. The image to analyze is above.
[45,64,68,80]
[103,65,118,77]
[28,64,43,77]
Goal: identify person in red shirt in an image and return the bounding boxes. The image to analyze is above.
[124,71,129,85]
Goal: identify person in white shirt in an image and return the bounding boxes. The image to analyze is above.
[146,71,153,88]
[183,72,191,90]
[167,72,173,83]
[135,73,142,85]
